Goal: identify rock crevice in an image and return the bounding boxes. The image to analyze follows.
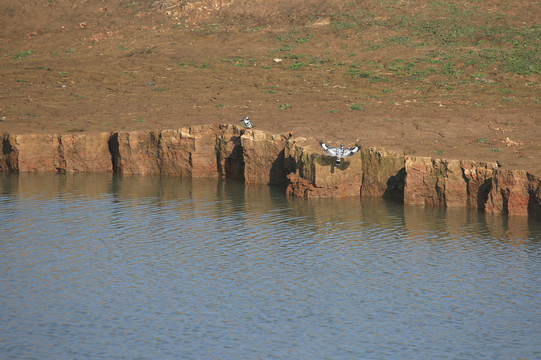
[1,124,540,220]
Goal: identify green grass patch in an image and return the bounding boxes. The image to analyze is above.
[278,104,291,110]
[409,67,438,80]
[295,33,314,44]
[222,57,256,67]
[290,62,308,70]
[121,1,140,8]
[388,59,416,74]
[386,36,414,46]
[349,103,365,111]
[347,68,371,78]
[333,19,357,31]
[14,50,32,59]
[369,75,390,83]
[502,47,540,75]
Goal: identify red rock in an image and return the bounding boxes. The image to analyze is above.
[188,125,221,178]
[1,126,540,220]
[14,134,62,172]
[285,138,362,198]
[360,147,404,200]
[241,129,289,185]
[461,161,495,209]
[216,124,244,180]
[110,131,161,175]
[486,169,536,217]
[404,156,442,206]
[157,129,195,177]
[404,157,498,208]
[59,133,112,172]
[1,133,19,172]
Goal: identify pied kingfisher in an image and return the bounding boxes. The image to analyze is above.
[319,142,360,165]
[240,116,253,129]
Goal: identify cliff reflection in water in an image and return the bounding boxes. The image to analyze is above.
[2,172,538,243]
[0,173,539,360]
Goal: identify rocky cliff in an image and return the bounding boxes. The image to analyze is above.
[2,125,540,220]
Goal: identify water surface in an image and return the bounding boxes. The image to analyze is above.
[1,173,540,359]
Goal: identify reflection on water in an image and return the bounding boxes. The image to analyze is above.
[1,173,540,359]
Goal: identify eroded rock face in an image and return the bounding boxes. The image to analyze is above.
[485,169,541,217]
[2,126,540,220]
[284,138,362,198]
[461,162,495,209]
[9,134,62,172]
[109,131,161,175]
[60,133,112,172]
[216,124,244,181]
[1,134,20,172]
[360,148,405,201]
[404,157,498,209]
[1,132,112,173]
[108,125,244,178]
[157,129,196,177]
[241,129,290,185]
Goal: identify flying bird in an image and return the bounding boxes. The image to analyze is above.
[319,142,359,165]
[240,116,253,129]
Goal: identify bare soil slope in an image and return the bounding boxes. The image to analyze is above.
[1,0,540,175]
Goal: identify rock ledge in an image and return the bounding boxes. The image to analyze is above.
[2,125,539,220]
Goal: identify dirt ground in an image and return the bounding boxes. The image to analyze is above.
[1,0,540,175]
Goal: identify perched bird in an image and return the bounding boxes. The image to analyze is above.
[319,142,359,165]
[240,116,253,129]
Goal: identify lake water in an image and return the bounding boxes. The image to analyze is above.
[1,173,540,360]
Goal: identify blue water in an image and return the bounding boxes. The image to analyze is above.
[1,173,540,359]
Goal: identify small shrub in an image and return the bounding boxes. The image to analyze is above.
[278,104,291,110]
[14,50,32,59]
[295,34,314,44]
[350,103,365,111]
[369,76,390,83]
[290,62,308,70]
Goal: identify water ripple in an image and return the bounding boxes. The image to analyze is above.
[1,174,540,359]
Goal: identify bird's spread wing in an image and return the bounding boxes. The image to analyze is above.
[342,146,360,157]
[320,142,338,157]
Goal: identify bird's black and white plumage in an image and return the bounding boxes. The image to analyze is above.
[319,142,359,165]
[240,116,253,129]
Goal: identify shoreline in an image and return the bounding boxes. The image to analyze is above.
[2,124,540,220]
